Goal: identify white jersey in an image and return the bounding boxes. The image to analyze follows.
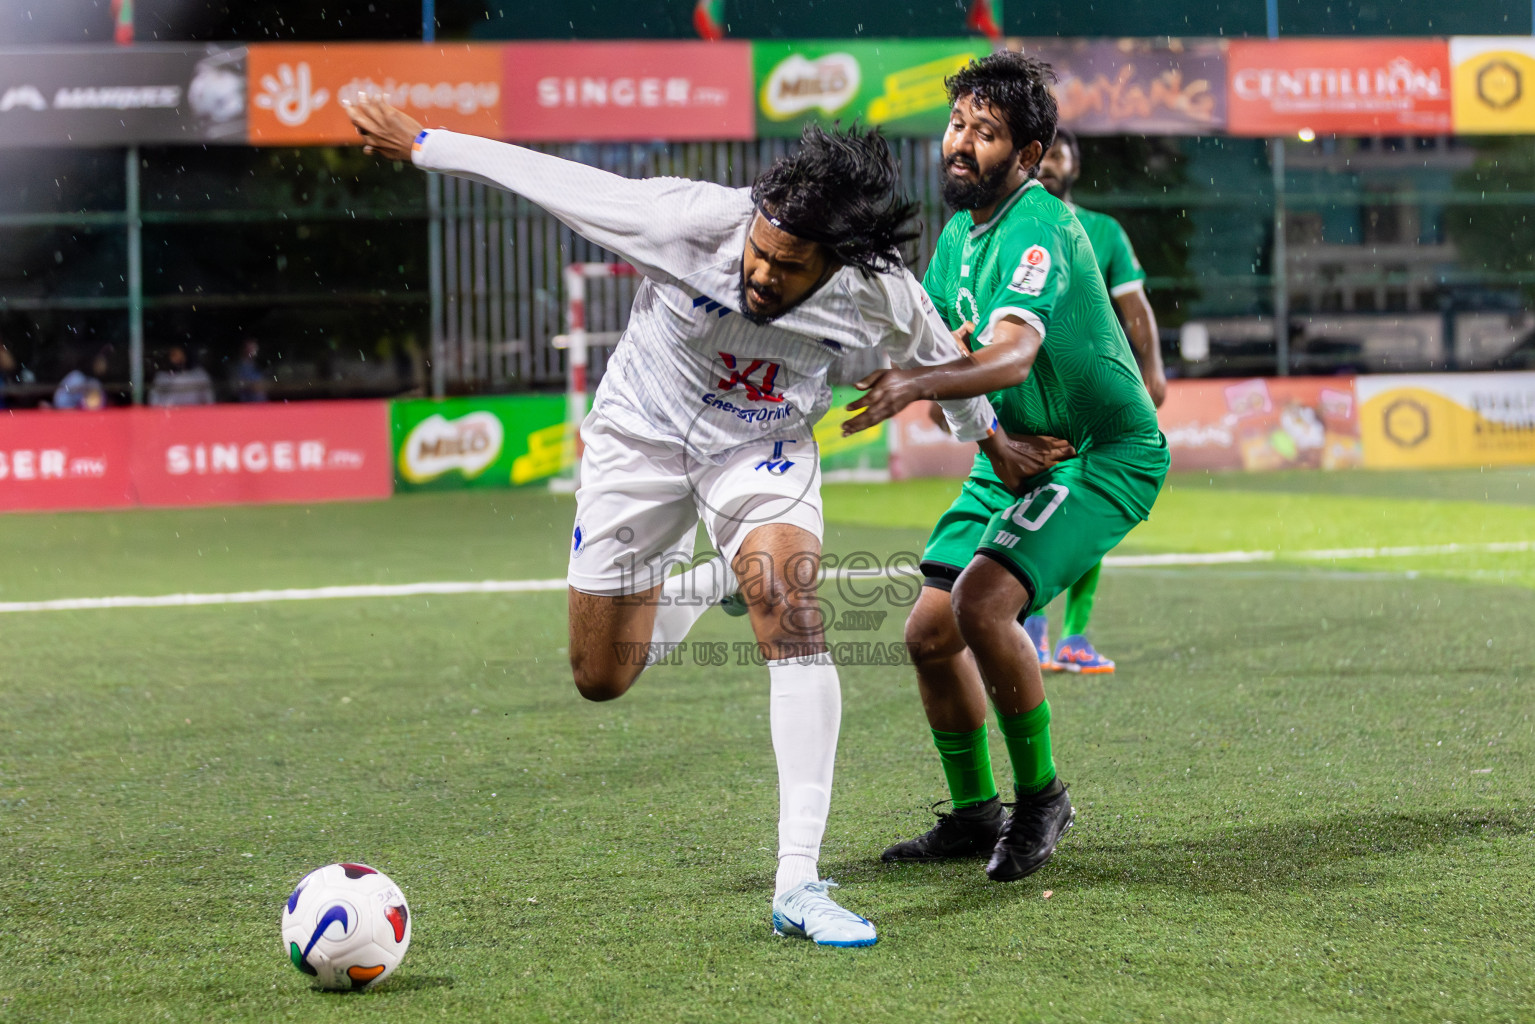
[413,131,996,456]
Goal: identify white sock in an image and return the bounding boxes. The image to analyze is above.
[768,651,841,896]
[649,555,738,648]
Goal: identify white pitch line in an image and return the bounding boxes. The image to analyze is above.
[0,540,1528,614]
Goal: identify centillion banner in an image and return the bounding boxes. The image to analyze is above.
[1357,372,1535,468]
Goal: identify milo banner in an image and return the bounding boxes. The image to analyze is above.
[391,395,566,492]
[817,386,891,480]
[1013,38,1227,135]
[1357,372,1535,469]
[754,39,987,138]
[0,45,246,147]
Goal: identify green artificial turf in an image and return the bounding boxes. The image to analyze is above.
[1,473,1532,1022]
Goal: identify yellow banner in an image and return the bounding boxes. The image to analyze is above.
[1357,373,1535,468]
[1451,37,1535,134]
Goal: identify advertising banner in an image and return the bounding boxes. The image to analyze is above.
[1158,377,1362,472]
[0,410,137,512]
[887,402,975,480]
[1357,372,1535,469]
[815,387,890,479]
[247,43,503,145]
[1014,38,1227,135]
[754,39,988,138]
[502,42,754,141]
[391,395,567,491]
[0,45,245,147]
[129,402,393,507]
[1227,39,1452,136]
[1451,37,1535,134]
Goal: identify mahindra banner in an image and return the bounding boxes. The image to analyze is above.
[247,43,504,145]
[1227,38,1452,136]
[0,45,245,147]
[502,42,754,141]
[0,403,391,513]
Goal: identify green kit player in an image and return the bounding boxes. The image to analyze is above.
[1026,126,1169,675]
[848,52,1170,881]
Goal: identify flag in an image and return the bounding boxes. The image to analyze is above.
[693,0,725,40]
[113,0,134,45]
[965,0,1003,42]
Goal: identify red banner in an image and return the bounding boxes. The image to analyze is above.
[1228,39,1452,136]
[0,402,391,512]
[887,402,976,480]
[1158,377,1362,471]
[502,41,755,141]
[0,409,137,512]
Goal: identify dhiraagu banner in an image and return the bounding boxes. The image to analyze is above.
[391,395,567,491]
[1357,372,1535,469]
[754,39,987,137]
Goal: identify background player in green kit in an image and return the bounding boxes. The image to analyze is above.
[1023,126,1169,675]
[848,52,1170,881]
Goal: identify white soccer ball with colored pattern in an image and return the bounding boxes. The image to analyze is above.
[280,863,411,990]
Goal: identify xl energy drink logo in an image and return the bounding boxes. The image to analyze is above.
[400,411,503,483]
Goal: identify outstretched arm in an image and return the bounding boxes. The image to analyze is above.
[343,93,737,281]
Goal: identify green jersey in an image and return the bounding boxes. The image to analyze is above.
[921,180,1165,517]
[1072,204,1146,298]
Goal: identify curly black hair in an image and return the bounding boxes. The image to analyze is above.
[945,51,1059,174]
[749,123,920,275]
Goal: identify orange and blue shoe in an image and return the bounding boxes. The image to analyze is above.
[1053,635,1115,675]
[1021,615,1059,671]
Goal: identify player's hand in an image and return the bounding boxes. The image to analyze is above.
[340,92,423,161]
[841,367,922,436]
[981,431,1076,493]
[1145,369,1168,409]
[948,321,976,356]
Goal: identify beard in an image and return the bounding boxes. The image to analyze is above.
[737,271,780,325]
[940,153,1016,212]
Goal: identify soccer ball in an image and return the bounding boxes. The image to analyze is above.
[280,863,411,990]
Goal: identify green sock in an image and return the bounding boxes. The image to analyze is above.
[997,701,1057,795]
[931,727,998,808]
[1063,560,1102,638]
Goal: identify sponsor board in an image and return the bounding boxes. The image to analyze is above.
[129,402,392,507]
[0,45,245,147]
[1013,38,1227,135]
[1357,372,1535,468]
[247,43,502,145]
[887,401,975,480]
[0,403,390,512]
[815,386,890,479]
[1451,37,1535,134]
[0,410,137,512]
[1227,38,1451,136]
[391,395,566,491]
[1158,377,1362,472]
[754,39,987,137]
[502,42,754,141]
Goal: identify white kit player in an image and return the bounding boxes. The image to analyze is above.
[345,95,1063,946]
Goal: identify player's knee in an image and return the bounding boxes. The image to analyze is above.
[568,650,633,702]
[903,605,965,667]
[951,575,1021,649]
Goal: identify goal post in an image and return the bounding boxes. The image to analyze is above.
[548,261,637,494]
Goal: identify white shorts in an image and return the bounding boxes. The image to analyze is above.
[566,414,824,596]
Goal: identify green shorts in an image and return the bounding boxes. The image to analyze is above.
[920,450,1167,615]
